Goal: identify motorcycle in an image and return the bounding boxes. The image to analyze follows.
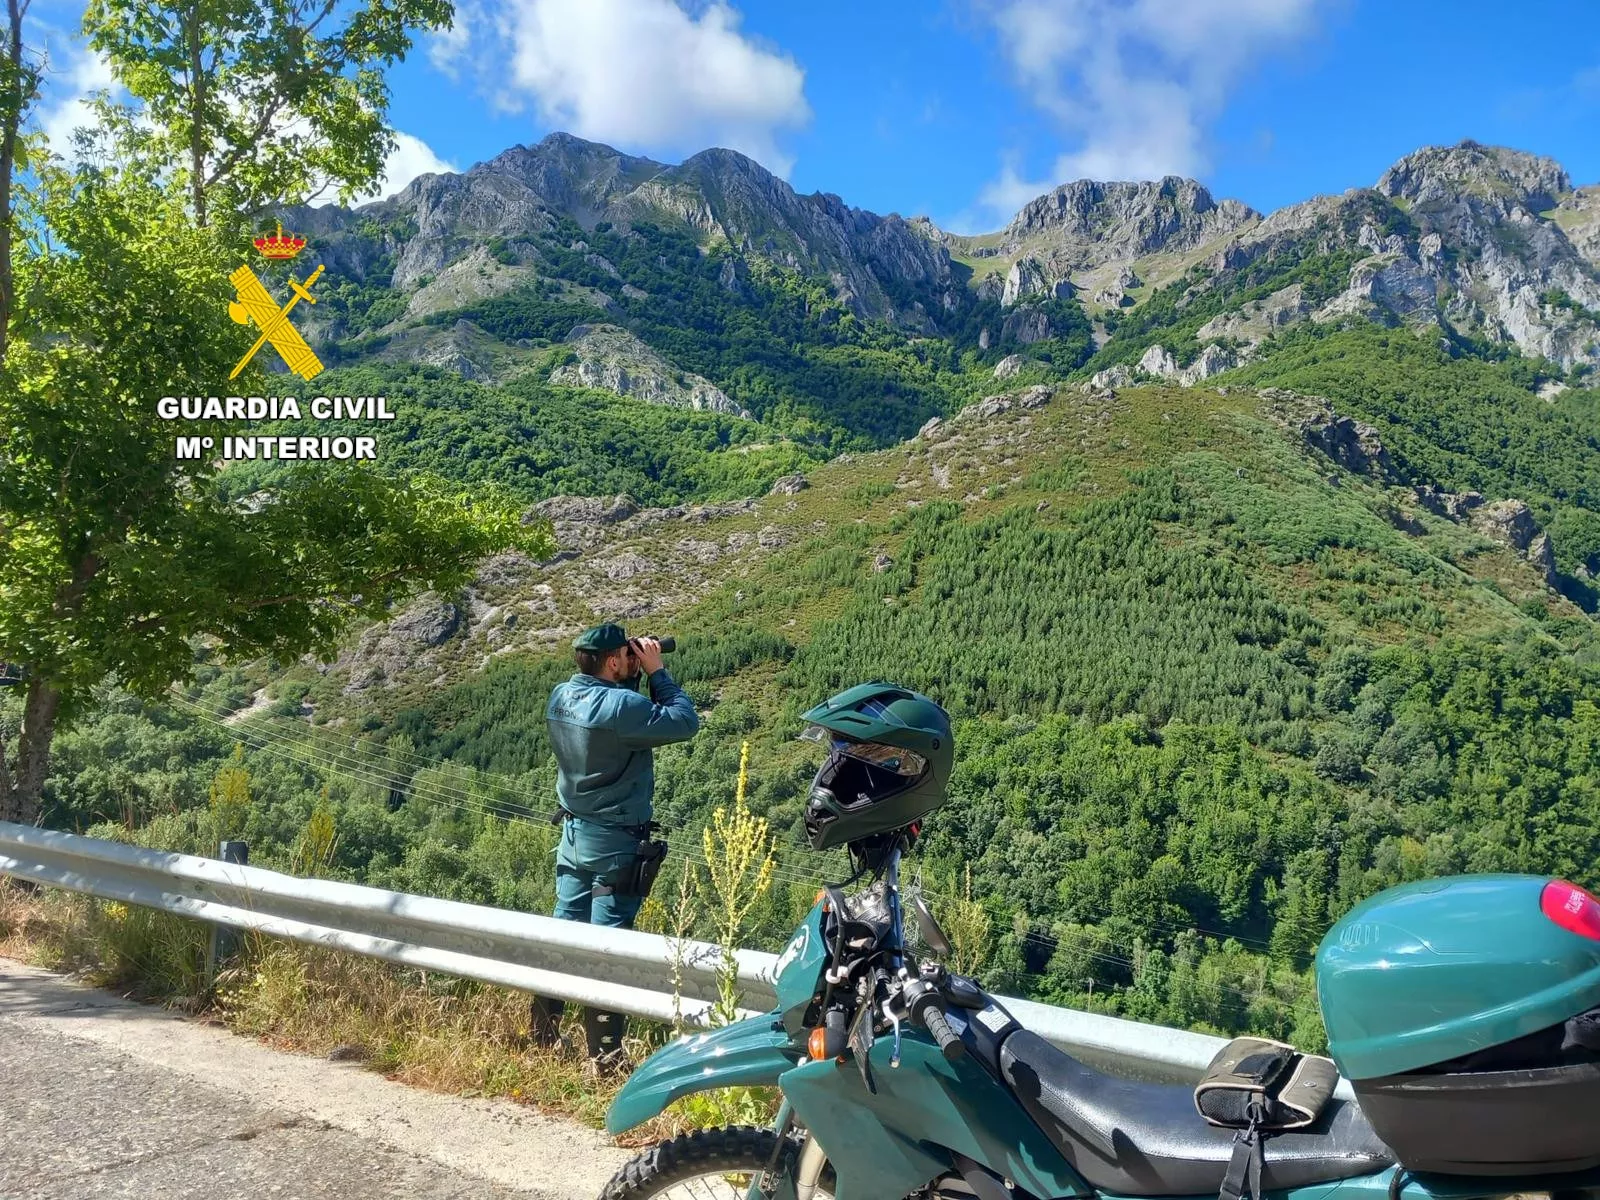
[601,827,1600,1200]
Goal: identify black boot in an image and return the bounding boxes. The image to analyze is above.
[582,1007,627,1068]
[529,995,565,1048]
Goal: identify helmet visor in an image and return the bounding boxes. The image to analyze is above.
[800,725,927,777]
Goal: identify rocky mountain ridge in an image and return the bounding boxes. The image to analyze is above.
[293,133,959,332]
[291,135,1600,401]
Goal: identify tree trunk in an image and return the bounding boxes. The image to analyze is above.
[188,2,207,227]
[0,0,29,365]
[1,679,59,824]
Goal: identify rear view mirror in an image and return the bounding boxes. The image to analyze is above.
[910,893,953,958]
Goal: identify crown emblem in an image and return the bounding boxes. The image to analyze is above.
[254,221,307,260]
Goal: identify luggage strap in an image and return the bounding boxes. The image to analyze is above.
[1218,1105,1267,1200]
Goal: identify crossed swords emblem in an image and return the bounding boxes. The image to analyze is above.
[228,262,326,381]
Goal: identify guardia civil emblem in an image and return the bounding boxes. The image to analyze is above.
[228,222,325,382]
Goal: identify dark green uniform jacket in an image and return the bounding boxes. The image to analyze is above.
[546,669,699,872]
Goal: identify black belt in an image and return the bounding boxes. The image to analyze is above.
[553,808,658,838]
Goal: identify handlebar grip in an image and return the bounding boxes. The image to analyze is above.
[921,1003,965,1060]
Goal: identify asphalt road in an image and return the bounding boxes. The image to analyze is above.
[0,959,631,1200]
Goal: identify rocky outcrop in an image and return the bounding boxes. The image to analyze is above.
[1468,497,1541,546]
[1092,266,1142,309]
[1003,257,1048,307]
[289,132,960,330]
[372,318,540,384]
[1377,141,1569,212]
[1000,178,1259,264]
[389,597,461,647]
[1088,365,1136,389]
[957,385,1052,424]
[1000,307,1055,344]
[1182,343,1237,383]
[1139,345,1180,379]
[614,145,957,327]
[530,494,640,553]
[340,594,463,693]
[1137,343,1239,386]
[550,324,742,413]
[1317,253,1439,322]
[1112,142,1600,373]
[1413,486,1485,521]
[533,493,639,525]
[993,354,1024,379]
[1469,500,1559,584]
[1264,393,1398,482]
[1196,283,1311,346]
[1415,489,1559,585]
[769,474,809,495]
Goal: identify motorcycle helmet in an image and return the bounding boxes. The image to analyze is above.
[799,682,954,850]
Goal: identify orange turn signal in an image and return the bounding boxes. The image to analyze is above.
[808,1027,828,1061]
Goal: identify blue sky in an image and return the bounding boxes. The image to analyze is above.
[31,0,1600,234]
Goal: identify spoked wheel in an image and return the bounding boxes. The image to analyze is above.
[601,1126,835,1200]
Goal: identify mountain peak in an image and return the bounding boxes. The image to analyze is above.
[1000,176,1259,264]
[1377,140,1572,211]
[677,145,770,175]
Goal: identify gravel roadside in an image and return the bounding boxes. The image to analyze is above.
[0,958,632,1200]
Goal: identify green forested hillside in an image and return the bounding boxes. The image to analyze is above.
[216,363,821,507]
[1231,324,1600,588]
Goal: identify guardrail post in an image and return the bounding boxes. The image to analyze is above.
[204,840,249,988]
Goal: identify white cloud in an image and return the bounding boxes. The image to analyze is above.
[971,0,1328,224]
[306,130,457,206]
[34,41,116,161]
[427,0,478,80]
[488,0,810,177]
[371,131,458,200]
[975,160,1056,223]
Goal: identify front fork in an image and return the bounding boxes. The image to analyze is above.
[746,1100,829,1200]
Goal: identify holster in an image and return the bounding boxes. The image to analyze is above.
[615,830,668,899]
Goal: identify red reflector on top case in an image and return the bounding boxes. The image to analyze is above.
[1541,880,1600,942]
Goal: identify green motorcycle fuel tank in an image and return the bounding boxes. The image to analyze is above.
[1317,874,1600,1175]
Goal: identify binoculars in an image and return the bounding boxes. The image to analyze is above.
[629,635,676,653]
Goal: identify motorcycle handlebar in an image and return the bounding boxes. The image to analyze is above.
[904,982,964,1061]
[921,1003,965,1060]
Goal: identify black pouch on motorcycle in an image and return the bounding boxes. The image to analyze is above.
[1194,1037,1338,1131]
[1352,1005,1600,1176]
[1194,1038,1340,1200]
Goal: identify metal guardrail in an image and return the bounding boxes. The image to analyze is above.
[0,820,1254,1085]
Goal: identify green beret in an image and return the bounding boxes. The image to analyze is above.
[573,623,629,652]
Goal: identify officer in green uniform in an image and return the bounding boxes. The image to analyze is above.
[532,623,699,1055]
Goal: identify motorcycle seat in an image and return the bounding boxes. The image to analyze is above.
[1000,1030,1395,1196]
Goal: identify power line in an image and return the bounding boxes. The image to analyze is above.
[163,687,1294,1001]
[166,690,834,895]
